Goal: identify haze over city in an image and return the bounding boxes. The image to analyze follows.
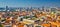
[0,0,60,7]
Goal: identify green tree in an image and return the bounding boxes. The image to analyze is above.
[0,24,3,27]
[24,16,30,19]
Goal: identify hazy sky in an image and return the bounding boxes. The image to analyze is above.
[0,0,60,7]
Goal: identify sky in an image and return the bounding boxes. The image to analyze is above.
[0,0,60,7]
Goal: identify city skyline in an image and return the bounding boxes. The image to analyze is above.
[0,0,60,7]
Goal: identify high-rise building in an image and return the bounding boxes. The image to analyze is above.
[37,8,39,10]
[42,6,44,11]
[6,6,9,12]
[51,8,56,12]
[26,7,29,11]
